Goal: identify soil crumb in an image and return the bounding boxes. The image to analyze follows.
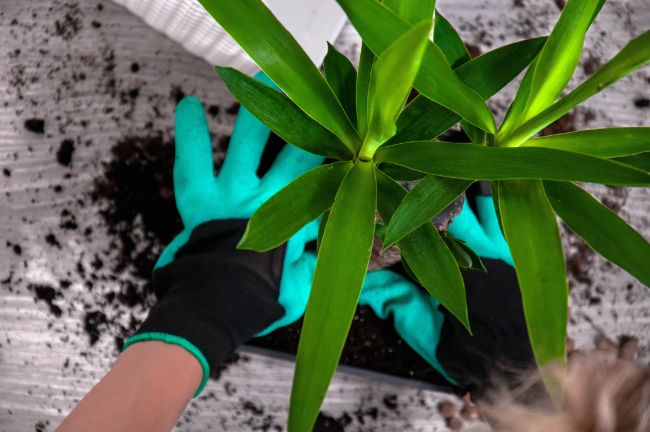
[57,139,75,167]
[633,97,649,109]
[314,412,350,432]
[54,3,83,41]
[29,284,62,317]
[24,118,45,134]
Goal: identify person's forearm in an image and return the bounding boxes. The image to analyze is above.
[58,341,202,432]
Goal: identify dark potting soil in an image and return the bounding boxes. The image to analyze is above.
[89,132,451,386]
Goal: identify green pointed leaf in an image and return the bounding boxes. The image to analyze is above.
[544,181,650,286]
[238,162,352,251]
[374,220,387,243]
[458,37,546,101]
[500,30,650,148]
[316,211,329,254]
[391,37,546,144]
[434,12,470,68]
[401,257,422,285]
[217,67,352,160]
[356,44,374,139]
[524,127,650,157]
[612,152,650,172]
[430,14,489,145]
[337,0,496,133]
[491,180,505,234]
[591,0,607,23]
[391,95,459,144]
[323,44,358,128]
[376,169,470,331]
[384,175,471,246]
[522,0,603,120]
[363,20,432,154]
[498,58,538,140]
[289,161,376,432]
[198,0,359,150]
[499,179,568,367]
[379,164,427,181]
[384,0,435,24]
[444,236,472,268]
[376,141,650,186]
[462,120,488,145]
[500,0,604,136]
[442,233,487,272]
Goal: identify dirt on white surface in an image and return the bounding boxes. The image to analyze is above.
[0,0,649,431]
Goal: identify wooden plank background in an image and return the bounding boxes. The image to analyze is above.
[0,0,649,430]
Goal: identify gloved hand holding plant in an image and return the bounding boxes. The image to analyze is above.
[126,81,483,395]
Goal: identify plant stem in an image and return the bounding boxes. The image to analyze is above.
[358,136,381,161]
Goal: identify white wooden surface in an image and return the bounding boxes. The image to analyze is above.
[0,0,649,431]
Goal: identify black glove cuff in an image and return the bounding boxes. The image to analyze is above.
[128,219,286,387]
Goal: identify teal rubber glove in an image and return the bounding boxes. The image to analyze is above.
[358,193,513,385]
[358,270,454,382]
[157,72,323,336]
[448,197,513,266]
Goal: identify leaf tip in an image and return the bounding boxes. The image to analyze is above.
[461,315,472,335]
[236,223,255,251]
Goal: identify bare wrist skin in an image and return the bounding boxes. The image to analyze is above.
[58,341,202,432]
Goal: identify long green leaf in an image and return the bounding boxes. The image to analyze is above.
[384,175,471,246]
[356,44,374,140]
[363,20,432,155]
[522,0,603,120]
[434,12,470,68]
[198,0,359,150]
[217,67,352,160]
[337,0,496,133]
[458,38,546,100]
[376,168,470,331]
[316,211,329,254]
[544,181,650,286]
[323,44,358,128]
[238,162,352,251]
[377,141,650,186]
[442,233,487,272]
[524,128,650,157]
[379,164,427,181]
[500,30,650,148]
[391,37,546,144]
[498,58,538,140]
[499,179,568,367]
[432,12,487,143]
[289,161,376,432]
[500,0,604,136]
[612,152,650,172]
[384,0,435,24]
[462,120,488,145]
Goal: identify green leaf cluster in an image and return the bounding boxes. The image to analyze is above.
[198,0,650,428]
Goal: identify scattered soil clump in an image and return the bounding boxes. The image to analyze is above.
[29,284,63,317]
[24,118,45,134]
[57,139,75,167]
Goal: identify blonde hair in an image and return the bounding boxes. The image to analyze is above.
[480,353,650,432]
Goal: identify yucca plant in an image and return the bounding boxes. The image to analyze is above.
[197,0,650,430]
